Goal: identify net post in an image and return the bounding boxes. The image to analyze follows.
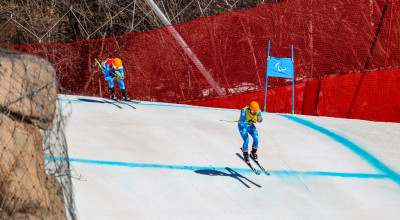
[292,45,294,115]
[264,41,271,112]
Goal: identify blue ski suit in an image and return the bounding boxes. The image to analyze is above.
[238,106,263,152]
[101,59,126,90]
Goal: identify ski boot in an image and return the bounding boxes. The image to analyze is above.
[251,147,258,161]
[108,87,117,100]
[243,151,250,163]
[121,89,131,101]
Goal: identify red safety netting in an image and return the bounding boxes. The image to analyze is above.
[2,0,399,122]
[188,68,400,123]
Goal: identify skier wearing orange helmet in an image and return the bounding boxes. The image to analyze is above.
[238,101,263,163]
[101,58,130,101]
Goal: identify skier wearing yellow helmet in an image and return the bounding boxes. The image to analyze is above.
[101,58,130,101]
[238,101,263,163]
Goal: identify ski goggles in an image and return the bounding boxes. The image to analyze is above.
[249,109,258,115]
[113,64,122,70]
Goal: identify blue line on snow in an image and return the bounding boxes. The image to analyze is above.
[278,114,400,186]
[46,156,254,173]
[46,156,387,179]
[56,97,397,183]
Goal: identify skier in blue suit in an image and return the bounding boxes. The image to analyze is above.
[101,58,130,101]
[238,101,263,162]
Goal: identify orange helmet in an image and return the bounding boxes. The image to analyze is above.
[113,58,122,69]
[249,101,259,114]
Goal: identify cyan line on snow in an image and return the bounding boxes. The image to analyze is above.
[46,156,387,179]
[57,97,239,112]
[56,97,396,182]
[46,156,253,173]
[278,114,400,186]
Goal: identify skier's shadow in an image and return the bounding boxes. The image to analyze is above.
[195,167,261,188]
[77,98,105,103]
[77,98,136,110]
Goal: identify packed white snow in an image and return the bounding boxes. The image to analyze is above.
[59,95,400,220]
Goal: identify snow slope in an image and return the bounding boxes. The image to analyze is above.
[59,95,400,220]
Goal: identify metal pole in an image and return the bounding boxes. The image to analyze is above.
[143,0,225,96]
[264,40,271,112]
[291,45,294,115]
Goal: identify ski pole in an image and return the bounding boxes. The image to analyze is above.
[219,120,239,123]
[94,58,104,70]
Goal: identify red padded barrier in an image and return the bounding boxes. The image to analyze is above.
[188,68,400,123]
[302,80,321,116]
[187,80,307,114]
[187,78,319,117]
[318,68,400,122]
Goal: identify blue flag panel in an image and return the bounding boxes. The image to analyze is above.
[267,57,294,78]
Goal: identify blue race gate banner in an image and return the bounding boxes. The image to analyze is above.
[264,41,295,114]
[266,57,294,78]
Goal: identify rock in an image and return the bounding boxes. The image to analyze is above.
[0,49,67,219]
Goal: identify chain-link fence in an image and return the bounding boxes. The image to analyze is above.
[0,49,76,219]
[0,0,283,45]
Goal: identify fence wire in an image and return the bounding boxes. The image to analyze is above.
[0,48,76,220]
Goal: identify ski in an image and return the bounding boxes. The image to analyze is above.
[102,99,122,109]
[108,97,122,104]
[119,100,136,109]
[105,98,137,109]
[236,153,260,175]
[240,148,270,175]
[120,99,140,104]
[250,155,270,175]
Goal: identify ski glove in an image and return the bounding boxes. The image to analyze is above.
[257,116,262,122]
[116,74,124,80]
[117,71,124,80]
[112,71,124,80]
